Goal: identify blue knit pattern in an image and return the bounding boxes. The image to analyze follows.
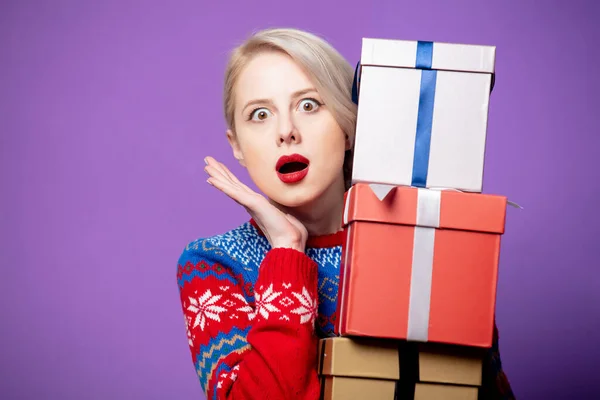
[195,326,251,394]
[211,363,234,400]
[183,222,342,337]
[177,266,239,288]
[179,222,514,398]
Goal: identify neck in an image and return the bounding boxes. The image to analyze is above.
[275,177,346,237]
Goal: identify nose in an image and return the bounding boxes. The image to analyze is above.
[276,113,301,146]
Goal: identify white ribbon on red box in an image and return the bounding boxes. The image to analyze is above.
[341,184,441,341]
[407,188,441,341]
[341,183,520,341]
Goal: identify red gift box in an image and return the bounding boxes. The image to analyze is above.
[335,183,507,348]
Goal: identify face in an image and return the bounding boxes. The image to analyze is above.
[227,51,350,208]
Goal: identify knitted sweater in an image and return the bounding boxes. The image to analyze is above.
[176,220,515,400]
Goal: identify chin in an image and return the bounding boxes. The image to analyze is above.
[266,179,331,209]
[270,187,320,209]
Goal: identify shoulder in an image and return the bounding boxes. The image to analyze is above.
[178,221,271,266]
[176,221,270,286]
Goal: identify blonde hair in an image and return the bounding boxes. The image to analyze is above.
[223,28,357,190]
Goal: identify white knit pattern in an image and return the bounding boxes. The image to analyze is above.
[185,222,342,272]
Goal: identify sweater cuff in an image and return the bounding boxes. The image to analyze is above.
[258,248,318,286]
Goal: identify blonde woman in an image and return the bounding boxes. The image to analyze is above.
[176,28,514,399]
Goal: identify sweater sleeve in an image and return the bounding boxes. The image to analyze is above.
[176,242,321,400]
[478,323,516,400]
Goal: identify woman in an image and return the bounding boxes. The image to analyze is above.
[176,28,514,399]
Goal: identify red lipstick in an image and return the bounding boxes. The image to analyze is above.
[276,154,310,184]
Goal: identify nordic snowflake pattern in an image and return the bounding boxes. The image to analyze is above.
[184,222,343,337]
[232,293,255,320]
[290,287,318,325]
[187,289,228,331]
[253,284,282,320]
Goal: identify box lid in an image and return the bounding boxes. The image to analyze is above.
[417,343,484,386]
[343,183,507,234]
[361,38,495,74]
[319,337,400,380]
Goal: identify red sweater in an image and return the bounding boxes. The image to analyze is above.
[176,220,514,399]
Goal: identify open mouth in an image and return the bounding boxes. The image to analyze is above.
[278,161,308,174]
[276,154,310,183]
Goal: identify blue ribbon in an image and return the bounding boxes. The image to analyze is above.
[411,41,437,187]
[416,40,433,69]
[351,41,494,187]
[350,41,444,187]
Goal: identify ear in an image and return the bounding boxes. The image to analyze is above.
[226,129,246,167]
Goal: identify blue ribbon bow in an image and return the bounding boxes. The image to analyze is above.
[351,41,494,188]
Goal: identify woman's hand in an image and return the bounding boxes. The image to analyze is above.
[204,156,308,252]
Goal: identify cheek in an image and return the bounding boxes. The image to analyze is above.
[314,118,347,156]
[241,147,267,170]
[236,125,268,161]
[238,137,273,176]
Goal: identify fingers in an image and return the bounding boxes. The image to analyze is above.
[205,156,254,193]
[204,156,262,210]
[205,157,234,184]
[204,156,307,251]
[205,156,238,185]
[206,174,246,207]
[208,156,256,191]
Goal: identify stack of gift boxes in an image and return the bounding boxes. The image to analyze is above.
[318,38,509,399]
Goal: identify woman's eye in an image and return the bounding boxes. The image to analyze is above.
[298,99,321,112]
[250,108,272,121]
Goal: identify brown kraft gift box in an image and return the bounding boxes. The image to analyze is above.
[318,337,399,400]
[417,342,484,386]
[397,341,485,400]
[318,338,486,399]
[414,383,479,400]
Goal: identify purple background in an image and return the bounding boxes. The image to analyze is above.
[1,0,598,399]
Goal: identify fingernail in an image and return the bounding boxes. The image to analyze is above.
[204,157,208,165]
[206,179,213,186]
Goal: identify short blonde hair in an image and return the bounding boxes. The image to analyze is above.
[223,27,357,190]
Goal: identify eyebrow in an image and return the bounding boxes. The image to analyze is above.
[241,88,319,113]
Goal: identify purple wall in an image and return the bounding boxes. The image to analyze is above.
[2,0,598,399]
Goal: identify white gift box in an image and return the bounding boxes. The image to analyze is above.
[351,38,496,193]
